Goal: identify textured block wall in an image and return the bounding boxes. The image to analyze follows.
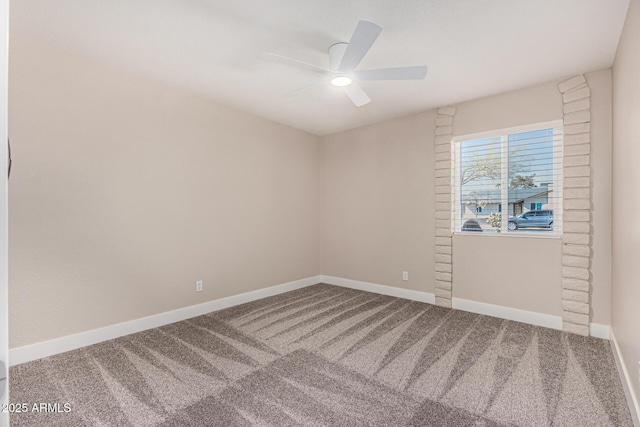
[558,75,592,336]
[433,106,456,308]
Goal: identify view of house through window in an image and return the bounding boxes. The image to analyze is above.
[454,123,563,234]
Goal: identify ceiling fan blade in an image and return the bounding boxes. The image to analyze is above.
[344,83,371,107]
[337,20,382,73]
[262,52,332,75]
[354,66,428,81]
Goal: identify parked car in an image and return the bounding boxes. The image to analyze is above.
[462,219,483,232]
[508,210,553,230]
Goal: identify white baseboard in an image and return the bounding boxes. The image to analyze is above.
[452,297,563,330]
[451,297,610,339]
[610,329,640,427]
[9,275,321,366]
[320,275,435,304]
[589,322,611,340]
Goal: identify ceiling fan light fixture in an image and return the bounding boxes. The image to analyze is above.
[330,75,352,87]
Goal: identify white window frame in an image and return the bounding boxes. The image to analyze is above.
[452,120,563,238]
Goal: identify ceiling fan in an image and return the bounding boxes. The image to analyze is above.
[264,20,428,107]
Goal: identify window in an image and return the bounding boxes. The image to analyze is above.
[453,122,563,234]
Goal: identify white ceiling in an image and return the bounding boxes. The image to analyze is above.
[11,0,630,136]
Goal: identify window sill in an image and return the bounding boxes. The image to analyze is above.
[453,231,563,240]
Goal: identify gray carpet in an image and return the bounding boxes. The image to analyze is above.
[9,283,633,426]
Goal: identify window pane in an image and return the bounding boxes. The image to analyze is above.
[507,129,555,233]
[459,137,501,233]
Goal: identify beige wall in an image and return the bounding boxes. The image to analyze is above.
[452,80,563,136]
[612,0,640,409]
[587,70,613,326]
[8,38,321,348]
[452,71,612,322]
[321,110,437,293]
[452,235,562,315]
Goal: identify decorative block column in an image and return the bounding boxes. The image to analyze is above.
[558,75,592,336]
[434,106,456,308]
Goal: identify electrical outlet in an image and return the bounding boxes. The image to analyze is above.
[196,280,203,292]
[402,271,409,281]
